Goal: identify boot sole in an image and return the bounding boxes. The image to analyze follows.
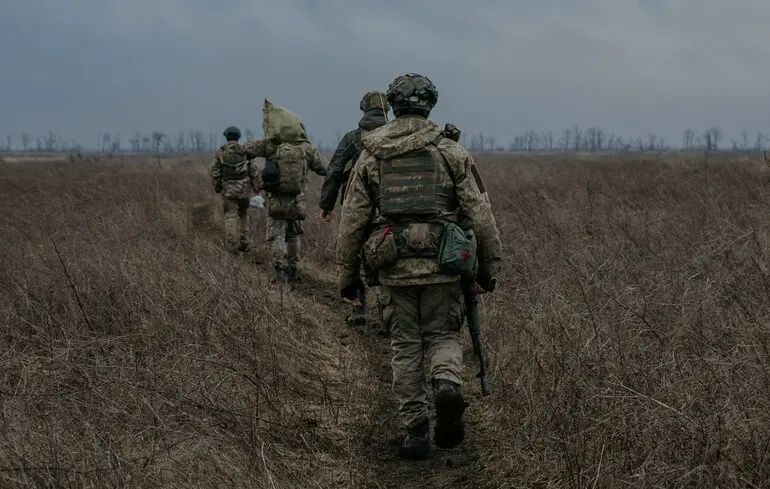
[434,389,466,449]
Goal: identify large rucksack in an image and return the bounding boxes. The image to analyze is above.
[262,99,309,143]
[262,142,305,195]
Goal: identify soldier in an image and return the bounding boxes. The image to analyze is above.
[335,73,502,460]
[209,125,259,254]
[242,129,328,284]
[319,90,390,327]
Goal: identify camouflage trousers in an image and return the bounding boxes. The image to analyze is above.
[223,197,250,251]
[266,217,304,273]
[381,281,465,429]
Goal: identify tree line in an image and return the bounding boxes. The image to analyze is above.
[1,126,767,154]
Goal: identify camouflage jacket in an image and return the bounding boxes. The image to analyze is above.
[336,115,503,288]
[209,141,260,199]
[319,109,388,212]
[242,139,329,220]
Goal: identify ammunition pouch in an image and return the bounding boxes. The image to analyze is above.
[364,220,476,277]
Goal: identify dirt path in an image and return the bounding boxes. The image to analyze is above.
[191,209,497,488]
[296,268,494,489]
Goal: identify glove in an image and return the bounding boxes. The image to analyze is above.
[214,181,222,193]
[475,273,495,293]
[476,260,500,292]
[341,278,365,301]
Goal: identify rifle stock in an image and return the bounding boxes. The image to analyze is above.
[461,276,495,396]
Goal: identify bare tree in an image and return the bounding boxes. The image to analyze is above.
[647,133,657,151]
[20,133,29,152]
[572,126,582,151]
[128,131,140,152]
[192,131,205,152]
[43,132,57,152]
[682,129,694,150]
[740,130,749,151]
[176,132,185,152]
[111,134,121,152]
[706,126,722,150]
[5,135,11,152]
[151,131,166,154]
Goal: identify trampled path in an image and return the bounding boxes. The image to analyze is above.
[293,266,494,489]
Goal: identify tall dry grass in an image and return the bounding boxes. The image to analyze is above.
[1,151,769,488]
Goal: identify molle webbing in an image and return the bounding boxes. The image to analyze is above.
[377,146,457,217]
[391,222,445,258]
[221,158,250,181]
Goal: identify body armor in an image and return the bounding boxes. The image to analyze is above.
[376,145,457,218]
[375,144,459,259]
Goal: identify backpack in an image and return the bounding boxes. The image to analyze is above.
[262,142,305,195]
[339,130,365,202]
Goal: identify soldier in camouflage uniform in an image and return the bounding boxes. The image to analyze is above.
[335,73,502,460]
[241,137,328,283]
[209,125,260,253]
[319,90,390,327]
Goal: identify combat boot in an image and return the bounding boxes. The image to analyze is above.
[346,286,367,326]
[432,379,467,449]
[270,264,290,284]
[287,265,301,285]
[237,239,250,253]
[397,418,430,460]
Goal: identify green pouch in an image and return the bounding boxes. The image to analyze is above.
[437,222,477,276]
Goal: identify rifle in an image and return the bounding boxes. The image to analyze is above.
[461,275,495,396]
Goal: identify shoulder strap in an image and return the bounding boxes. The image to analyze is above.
[427,135,455,183]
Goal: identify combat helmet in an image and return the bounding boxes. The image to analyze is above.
[223,125,241,140]
[385,73,438,116]
[360,90,390,112]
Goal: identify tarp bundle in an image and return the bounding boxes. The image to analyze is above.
[262,99,309,143]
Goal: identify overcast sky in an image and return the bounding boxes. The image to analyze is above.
[1,0,768,149]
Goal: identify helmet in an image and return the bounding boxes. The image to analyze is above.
[223,125,241,140]
[360,90,390,112]
[385,73,438,115]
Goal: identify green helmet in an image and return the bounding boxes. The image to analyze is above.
[223,125,241,140]
[385,73,438,116]
[360,90,390,112]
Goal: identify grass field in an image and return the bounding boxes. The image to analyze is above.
[1,151,770,488]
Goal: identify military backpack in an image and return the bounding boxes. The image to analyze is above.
[262,142,305,195]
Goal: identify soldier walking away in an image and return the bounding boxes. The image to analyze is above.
[319,90,390,329]
[242,100,328,285]
[209,125,260,254]
[334,73,503,460]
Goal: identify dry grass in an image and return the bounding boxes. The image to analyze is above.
[1,151,770,488]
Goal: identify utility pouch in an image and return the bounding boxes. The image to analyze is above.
[437,222,478,276]
[364,226,398,271]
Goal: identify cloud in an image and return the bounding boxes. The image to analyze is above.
[1,0,768,148]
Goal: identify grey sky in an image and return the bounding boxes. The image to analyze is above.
[1,0,768,149]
